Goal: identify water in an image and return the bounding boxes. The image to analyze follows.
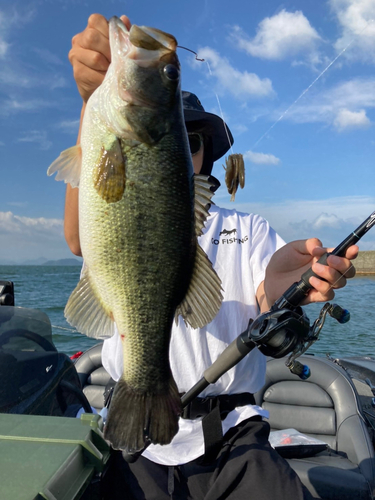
[0,265,98,355]
[0,265,374,358]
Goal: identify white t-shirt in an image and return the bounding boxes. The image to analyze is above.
[102,205,285,465]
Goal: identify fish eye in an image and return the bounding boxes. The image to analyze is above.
[163,64,179,81]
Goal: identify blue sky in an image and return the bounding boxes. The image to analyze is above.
[0,0,375,263]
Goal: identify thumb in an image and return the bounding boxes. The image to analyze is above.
[120,15,132,30]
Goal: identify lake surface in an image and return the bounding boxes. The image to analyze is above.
[0,265,374,358]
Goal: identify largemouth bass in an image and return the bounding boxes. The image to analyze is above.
[48,17,222,452]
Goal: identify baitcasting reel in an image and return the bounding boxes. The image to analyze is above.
[243,301,350,380]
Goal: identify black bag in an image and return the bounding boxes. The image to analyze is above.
[0,306,91,416]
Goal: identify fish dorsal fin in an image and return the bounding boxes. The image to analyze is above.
[65,266,115,339]
[194,175,217,237]
[47,144,82,188]
[175,175,223,329]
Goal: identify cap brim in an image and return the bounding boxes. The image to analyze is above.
[183,109,233,161]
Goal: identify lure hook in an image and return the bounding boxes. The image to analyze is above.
[177,45,205,61]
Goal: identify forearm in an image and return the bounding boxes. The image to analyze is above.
[256,281,272,313]
[64,103,85,256]
[64,184,81,255]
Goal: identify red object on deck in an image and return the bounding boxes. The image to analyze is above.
[70,351,84,360]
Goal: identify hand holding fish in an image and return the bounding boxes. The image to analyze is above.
[68,14,131,102]
[263,238,358,307]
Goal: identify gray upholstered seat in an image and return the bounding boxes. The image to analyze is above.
[255,355,375,500]
[74,343,111,413]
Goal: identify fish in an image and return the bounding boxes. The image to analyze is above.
[223,154,245,202]
[47,17,222,452]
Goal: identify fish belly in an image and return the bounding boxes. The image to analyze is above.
[80,128,194,451]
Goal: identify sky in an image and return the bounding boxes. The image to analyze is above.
[0,0,375,263]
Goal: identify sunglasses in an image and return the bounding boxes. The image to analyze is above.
[188,133,204,156]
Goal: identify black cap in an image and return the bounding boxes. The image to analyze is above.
[182,91,234,162]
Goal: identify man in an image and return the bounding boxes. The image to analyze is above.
[65,14,357,500]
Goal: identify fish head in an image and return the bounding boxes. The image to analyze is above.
[108,17,182,144]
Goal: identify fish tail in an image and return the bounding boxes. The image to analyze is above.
[104,377,181,452]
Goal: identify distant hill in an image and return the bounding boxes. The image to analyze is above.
[0,257,82,266]
[22,257,49,266]
[42,258,82,266]
[0,259,18,265]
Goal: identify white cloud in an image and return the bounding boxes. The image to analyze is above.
[243,150,281,165]
[0,67,32,87]
[330,0,375,63]
[33,48,64,66]
[7,201,28,208]
[0,211,70,262]
[0,66,68,90]
[0,211,63,234]
[231,123,248,135]
[0,98,56,116]
[195,47,274,99]
[230,10,322,61]
[0,8,67,99]
[17,130,52,150]
[333,108,371,130]
[221,195,375,248]
[0,39,9,58]
[58,119,80,134]
[312,213,342,229]
[0,11,10,58]
[279,77,375,129]
[0,8,35,59]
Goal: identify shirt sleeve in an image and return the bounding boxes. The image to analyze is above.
[249,214,285,293]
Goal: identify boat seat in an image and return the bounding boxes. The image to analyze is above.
[255,355,375,500]
[74,343,112,413]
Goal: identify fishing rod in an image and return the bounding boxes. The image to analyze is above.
[124,210,375,462]
[273,210,375,310]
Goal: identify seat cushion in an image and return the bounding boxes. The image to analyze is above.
[287,450,372,500]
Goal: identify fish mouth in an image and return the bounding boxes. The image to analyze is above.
[109,17,178,108]
[109,17,177,64]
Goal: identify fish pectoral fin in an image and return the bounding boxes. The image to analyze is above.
[47,144,82,188]
[194,175,217,237]
[93,138,126,203]
[64,267,115,339]
[176,244,223,329]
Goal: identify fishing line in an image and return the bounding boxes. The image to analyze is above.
[252,18,375,150]
[51,324,78,332]
[321,262,354,295]
[178,46,234,155]
[205,60,235,156]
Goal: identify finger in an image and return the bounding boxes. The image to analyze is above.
[87,13,110,38]
[312,243,359,261]
[344,244,359,260]
[77,27,111,63]
[69,46,110,73]
[290,238,323,257]
[304,278,335,304]
[311,261,348,289]
[309,275,336,299]
[326,254,356,279]
[311,246,328,259]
